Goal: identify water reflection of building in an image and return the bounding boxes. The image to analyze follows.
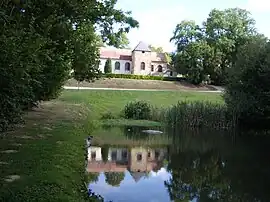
[87,146,167,182]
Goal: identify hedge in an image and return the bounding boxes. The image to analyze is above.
[103,73,186,82]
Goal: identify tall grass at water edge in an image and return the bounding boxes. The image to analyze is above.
[120,100,236,130]
[163,101,237,130]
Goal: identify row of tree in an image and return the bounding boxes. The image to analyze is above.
[0,0,138,131]
[170,8,267,85]
[170,8,270,125]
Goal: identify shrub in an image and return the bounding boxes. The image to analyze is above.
[103,73,186,81]
[124,101,151,120]
[104,59,112,74]
[164,101,235,130]
[224,37,270,128]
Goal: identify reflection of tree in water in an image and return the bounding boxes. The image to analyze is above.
[165,150,230,201]
[164,129,270,201]
[101,145,109,162]
[104,172,125,187]
[86,173,99,184]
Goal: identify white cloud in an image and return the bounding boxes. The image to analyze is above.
[127,5,190,52]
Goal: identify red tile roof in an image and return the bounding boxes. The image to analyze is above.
[86,161,127,172]
[100,48,132,61]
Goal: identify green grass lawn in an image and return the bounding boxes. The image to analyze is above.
[0,89,223,201]
[59,90,223,118]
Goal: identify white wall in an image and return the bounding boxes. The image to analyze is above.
[99,58,132,74]
[99,59,107,73]
[88,147,102,161]
[149,63,168,76]
[108,148,128,161]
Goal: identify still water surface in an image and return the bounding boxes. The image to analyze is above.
[86,126,270,202]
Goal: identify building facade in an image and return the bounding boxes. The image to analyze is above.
[86,146,168,182]
[99,41,173,76]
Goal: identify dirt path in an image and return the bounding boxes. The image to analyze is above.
[65,78,221,91]
[63,86,222,93]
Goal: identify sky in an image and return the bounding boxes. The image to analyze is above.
[115,0,270,52]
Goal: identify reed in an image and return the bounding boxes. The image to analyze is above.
[164,101,236,130]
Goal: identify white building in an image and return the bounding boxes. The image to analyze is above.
[99,41,174,76]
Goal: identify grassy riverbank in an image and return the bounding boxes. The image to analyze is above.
[0,101,89,201]
[0,90,223,201]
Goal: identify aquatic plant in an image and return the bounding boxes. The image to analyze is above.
[164,101,236,130]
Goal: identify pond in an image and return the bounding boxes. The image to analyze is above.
[85,126,270,202]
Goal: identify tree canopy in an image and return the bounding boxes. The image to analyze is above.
[104,172,125,187]
[171,8,257,85]
[224,36,270,127]
[0,0,138,131]
[149,45,172,64]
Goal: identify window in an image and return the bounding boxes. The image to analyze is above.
[115,62,120,70]
[137,153,142,161]
[91,151,96,160]
[151,65,154,72]
[158,65,163,72]
[141,62,145,70]
[142,51,145,53]
[111,151,117,161]
[122,150,128,159]
[125,62,130,71]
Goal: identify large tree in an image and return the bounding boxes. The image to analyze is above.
[170,8,257,85]
[224,35,270,127]
[170,20,203,52]
[72,23,101,82]
[170,21,209,84]
[0,0,138,131]
[204,8,256,84]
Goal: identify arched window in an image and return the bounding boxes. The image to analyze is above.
[125,62,130,71]
[115,61,120,70]
[158,65,163,72]
[141,62,145,70]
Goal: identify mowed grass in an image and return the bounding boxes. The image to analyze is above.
[0,102,93,202]
[59,90,223,118]
[0,89,223,201]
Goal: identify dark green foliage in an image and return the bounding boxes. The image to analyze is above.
[104,59,112,74]
[104,172,125,187]
[104,73,186,81]
[0,0,138,131]
[224,38,270,127]
[171,8,257,85]
[72,23,102,82]
[101,146,109,162]
[124,101,151,120]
